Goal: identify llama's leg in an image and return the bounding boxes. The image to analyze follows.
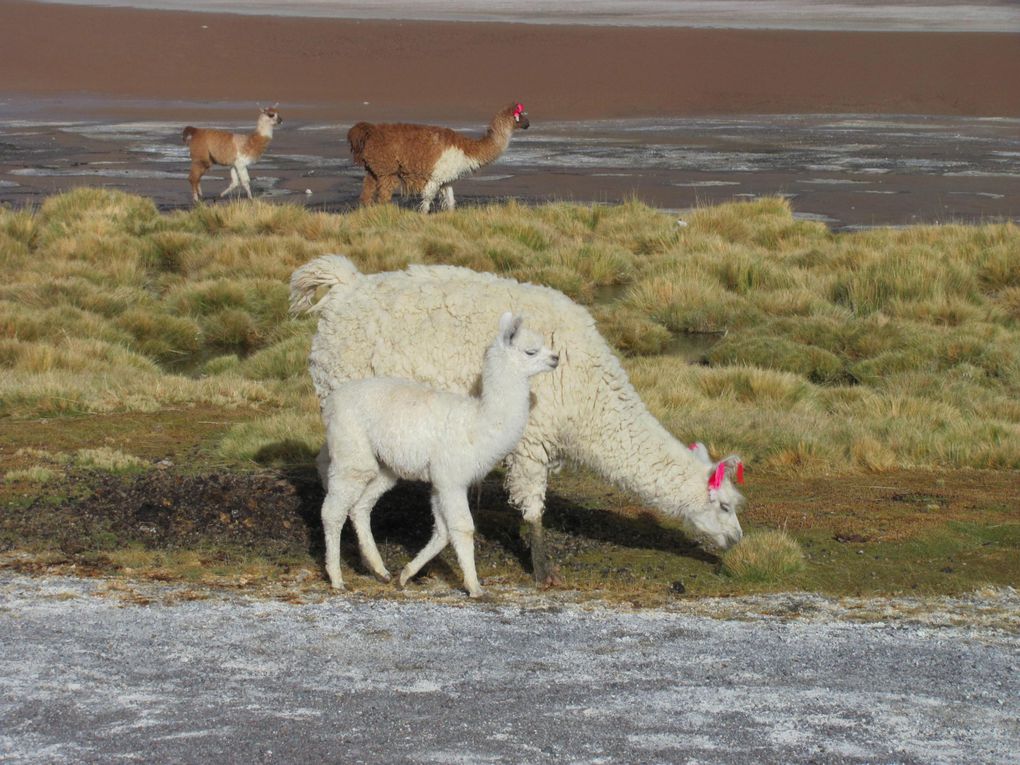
[505,452,560,588]
[440,488,483,597]
[359,173,379,206]
[398,491,450,587]
[348,469,398,582]
[376,175,399,205]
[189,162,208,203]
[237,164,253,199]
[219,167,240,198]
[439,184,456,211]
[418,180,440,214]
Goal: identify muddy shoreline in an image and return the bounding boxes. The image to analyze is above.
[2,105,1017,229]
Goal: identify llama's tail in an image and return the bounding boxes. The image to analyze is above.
[182,126,198,145]
[289,254,362,316]
[347,122,373,166]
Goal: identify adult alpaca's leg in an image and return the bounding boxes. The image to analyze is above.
[505,452,561,587]
[399,491,449,586]
[348,469,398,582]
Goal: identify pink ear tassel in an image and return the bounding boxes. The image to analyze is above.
[736,461,745,485]
[708,462,727,491]
[513,103,524,116]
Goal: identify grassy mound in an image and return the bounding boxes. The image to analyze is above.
[2,188,1018,475]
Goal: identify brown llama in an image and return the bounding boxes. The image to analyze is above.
[181,105,282,203]
[347,102,529,213]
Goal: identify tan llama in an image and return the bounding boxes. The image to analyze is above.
[347,102,530,213]
[181,105,282,203]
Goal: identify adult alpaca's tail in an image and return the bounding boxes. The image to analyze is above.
[289,255,362,315]
[347,122,373,167]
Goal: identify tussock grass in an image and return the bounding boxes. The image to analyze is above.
[1,190,1018,475]
[721,530,806,583]
[4,466,59,483]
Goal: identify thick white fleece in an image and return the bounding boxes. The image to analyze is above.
[292,255,743,548]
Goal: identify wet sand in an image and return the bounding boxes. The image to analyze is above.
[1,1,1018,227]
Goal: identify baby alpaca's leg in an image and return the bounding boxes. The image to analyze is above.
[399,491,449,586]
[348,469,398,582]
[322,420,377,590]
[321,469,371,590]
[440,488,483,598]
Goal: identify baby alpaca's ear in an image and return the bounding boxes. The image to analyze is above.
[498,311,523,345]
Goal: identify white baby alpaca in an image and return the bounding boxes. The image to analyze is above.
[320,312,559,597]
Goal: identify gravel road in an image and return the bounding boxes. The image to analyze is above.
[1,573,1017,764]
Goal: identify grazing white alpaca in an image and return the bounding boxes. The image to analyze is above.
[182,105,282,203]
[291,255,745,587]
[320,312,558,596]
[347,102,529,213]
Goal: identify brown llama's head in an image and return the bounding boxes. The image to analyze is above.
[259,103,283,126]
[510,102,530,130]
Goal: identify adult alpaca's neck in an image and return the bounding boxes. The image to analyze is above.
[563,370,707,518]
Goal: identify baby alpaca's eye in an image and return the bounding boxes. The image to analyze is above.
[525,349,538,356]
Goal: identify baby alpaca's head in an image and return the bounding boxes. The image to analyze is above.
[493,311,558,379]
[683,442,745,551]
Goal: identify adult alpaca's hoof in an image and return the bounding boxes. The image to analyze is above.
[374,571,392,584]
[539,565,564,590]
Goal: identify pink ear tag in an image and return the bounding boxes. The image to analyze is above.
[708,462,726,492]
[736,461,745,485]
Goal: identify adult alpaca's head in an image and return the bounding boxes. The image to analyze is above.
[685,442,745,550]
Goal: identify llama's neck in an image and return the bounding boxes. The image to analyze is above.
[243,128,273,160]
[462,114,515,166]
[474,348,533,465]
[564,372,707,518]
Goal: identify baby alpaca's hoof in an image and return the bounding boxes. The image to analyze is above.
[467,587,486,599]
[374,571,392,584]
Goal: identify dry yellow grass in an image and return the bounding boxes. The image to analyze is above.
[721,530,806,583]
[2,189,1018,474]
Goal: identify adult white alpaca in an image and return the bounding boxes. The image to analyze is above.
[291,255,745,587]
[182,105,282,203]
[320,312,558,596]
[347,102,529,213]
